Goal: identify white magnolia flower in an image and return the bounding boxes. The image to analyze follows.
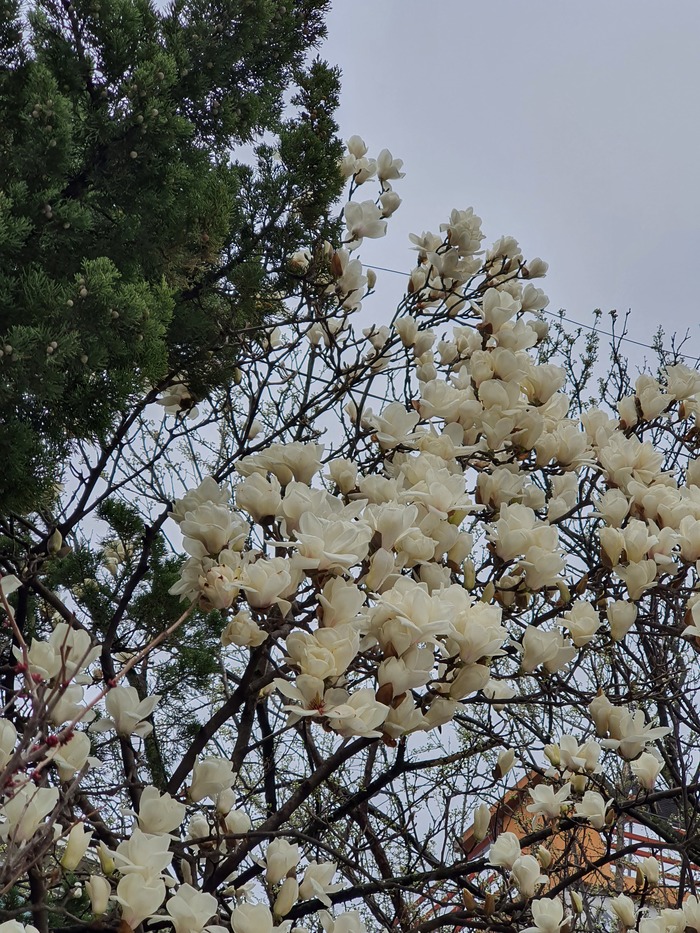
[383,694,427,738]
[137,785,186,835]
[20,623,100,683]
[439,208,484,256]
[638,856,660,886]
[197,553,242,610]
[343,201,387,250]
[48,683,93,726]
[318,578,365,628]
[326,458,359,495]
[608,600,637,641]
[166,883,218,933]
[113,828,173,881]
[682,895,700,930]
[523,898,569,933]
[0,719,17,770]
[379,190,401,217]
[264,839,300,885]
[324,688,389,738]
[330,249,367,309]
[115,874,166,929]
[50,730,94,781]
[170,477,230,524]
[235,473,282,522]
[609,893,637,928]
[665,362,700,400]
[92,686,160,738]
[60,822,93,870]
[559,601,600,646]
[550,735,601,774]
[292,513,372,574]
[345,134,367,159]
[231,903,287,933]
[526,783,572,823]
[237,442,323,486]
[224,808,252,835]
[376,148,404,188]
[496,748,516,777]
[319,910,367,933]
[488,832,521,869]
[239,557,299,616]
[510,854,547,898]
[298,861,341,906]
[286,627,359,681]
[180,503,248,558]
[273,877,299,916]
[221,610,268,648]
[189,757,235,803]
[521,627,576,674]
[0,784,58,843]
[86,875,111,916]
[573,790,611,830]
[472,804,491,842]
[631,751,664,790]
[590,695,671,760]
[378,645,434,697]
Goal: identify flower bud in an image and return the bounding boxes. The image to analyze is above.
[86,875,111,915]
[47,529,63,555]
[273,877,299,917]
[61,823,93,871]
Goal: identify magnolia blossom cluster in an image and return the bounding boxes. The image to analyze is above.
[3,135,700,933]
[165,159,700,927]
[168,238,700,754]
[168,449,504,741]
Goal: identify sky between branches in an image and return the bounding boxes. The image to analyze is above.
[322,0,700,364]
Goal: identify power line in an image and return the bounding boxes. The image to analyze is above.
[364,263,700,364]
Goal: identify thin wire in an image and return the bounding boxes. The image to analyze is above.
[364,263,700,364]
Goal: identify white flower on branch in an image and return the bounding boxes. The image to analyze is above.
[137,785,186,835]
[522,898,570,933]
[115,874,166,929]
[189,756,236,803]
[166,883,218,933]
[18,623,100,684]
[573,790,612,830]
[180,503,248,558]
[86,875,111,916]
[0,719,17,770]
[232,902,291,933]
[319,909,368,933]
[0,783,58,844]
[60,822,92,870]
[343,201,387,251]
[237,442,324,487]
[290,513,372,575]
[263,838,300,885]
[92,686,160,739]
[49,730,96,781]
[221,610,268,648]
[510,854,547,898]
[526,783,572,823]
[323,688,389,739]
[170,477,231,525]
[488,831,521,869]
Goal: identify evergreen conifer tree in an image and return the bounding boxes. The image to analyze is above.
[0,0,342,513]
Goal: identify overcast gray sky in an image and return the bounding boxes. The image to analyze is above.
[322,1,700,365]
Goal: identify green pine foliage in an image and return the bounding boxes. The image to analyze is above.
[0,0,343,513]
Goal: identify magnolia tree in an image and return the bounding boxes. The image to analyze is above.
[2,135,700,933]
